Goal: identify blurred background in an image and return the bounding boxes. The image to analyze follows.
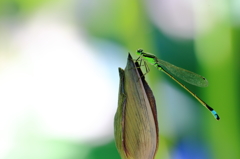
[0,0,239,159]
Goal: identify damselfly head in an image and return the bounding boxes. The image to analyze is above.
[136,49,143,55]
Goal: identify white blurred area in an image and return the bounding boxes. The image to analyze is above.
[146,0,233,39]
[0,4,119,159]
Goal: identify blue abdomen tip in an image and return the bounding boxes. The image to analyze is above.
[211,110,220,120]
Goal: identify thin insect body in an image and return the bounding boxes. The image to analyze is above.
[136,49,220,120]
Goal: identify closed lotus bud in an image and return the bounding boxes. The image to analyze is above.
[114,53,159,159]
